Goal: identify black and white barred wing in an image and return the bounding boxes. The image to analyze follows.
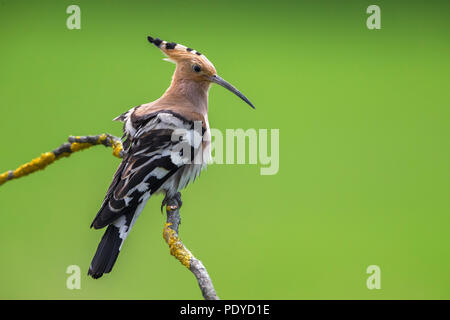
[90,112,200,230]
[88,112,201,278]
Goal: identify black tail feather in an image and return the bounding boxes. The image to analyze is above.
[88,225,123,279]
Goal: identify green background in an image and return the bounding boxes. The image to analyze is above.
[0,0,449,299]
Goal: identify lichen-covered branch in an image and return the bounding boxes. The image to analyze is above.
[0,134,123,186]
[163,196,219,300]
[1,133,218,299]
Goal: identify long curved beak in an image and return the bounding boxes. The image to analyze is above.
[210,75,255,109]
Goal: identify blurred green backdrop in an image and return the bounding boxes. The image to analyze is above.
[0,0,449,299]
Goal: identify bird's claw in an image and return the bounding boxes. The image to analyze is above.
[161,192,182,213]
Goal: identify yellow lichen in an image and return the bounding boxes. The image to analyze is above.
[70,142,93,152]
[163,223,192,268]
[0,171,9,184]
[166,205,178,212]
[12,152,56,179]
[97,134,107,144]
[112,141,123,158]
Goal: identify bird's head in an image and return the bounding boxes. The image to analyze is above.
[148,35,254,109]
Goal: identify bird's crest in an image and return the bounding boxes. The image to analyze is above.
[148,35,203,57]
[147,35,215,69]
[146,35,254,109]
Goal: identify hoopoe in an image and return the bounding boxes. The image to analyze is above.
[88,36,254,278]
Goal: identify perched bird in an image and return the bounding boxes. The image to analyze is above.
[88,36,254,278]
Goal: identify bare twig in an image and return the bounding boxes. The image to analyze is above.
[163,196,219,300]
[1,134,219,299]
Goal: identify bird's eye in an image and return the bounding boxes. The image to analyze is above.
[192,65,202,73]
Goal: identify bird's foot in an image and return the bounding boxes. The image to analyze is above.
[161,192,182,213]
